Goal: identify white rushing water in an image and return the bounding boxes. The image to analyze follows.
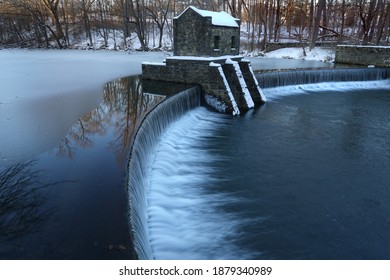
[147,107,254,259]
[128,88,255,259]
[263,79,390,101]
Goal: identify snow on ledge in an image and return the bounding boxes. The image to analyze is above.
[142,62,166,66]
[168,55,243,61]
[209,62,221,67]
[337,45,390,49]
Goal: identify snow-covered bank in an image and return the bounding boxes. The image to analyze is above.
[264,47,335,62]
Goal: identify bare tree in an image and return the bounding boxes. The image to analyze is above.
[375,0,390,44]
[126,0,148,50]
[1,0,390,49]
[43,0,66,47]
[358,0,379,44]
[146,0,171,48]
[310,0,326,49]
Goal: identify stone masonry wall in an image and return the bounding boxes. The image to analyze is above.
[335,45,390,67]
[202,66,236,114]
[239,61,263,104]
[210,26,240,56]
[173,8,210,56]
[142,56,264,115]
[173,8,240,57]
[142,59,215,84]
[142,57,242,83]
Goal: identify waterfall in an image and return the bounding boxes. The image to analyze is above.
[127,86,201,260]
[256,68,390,89]
[127,67,389,260]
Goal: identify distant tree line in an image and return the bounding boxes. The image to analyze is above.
[0,0,389,50]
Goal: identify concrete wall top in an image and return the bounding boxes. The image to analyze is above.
[335,45,390,67]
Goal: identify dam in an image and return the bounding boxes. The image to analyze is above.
[127,67,390,259]
[131,5,390,261]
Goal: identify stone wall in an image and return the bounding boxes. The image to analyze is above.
[142,57,265,115]
[202,66,237,114]
[335,45,390,66]
[142,58,221,84]
[210,26,240,56]
[173,8,210,56]
[239,61,264,104]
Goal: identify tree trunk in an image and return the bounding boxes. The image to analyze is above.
[310,0,326,49]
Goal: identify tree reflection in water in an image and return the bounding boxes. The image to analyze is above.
[0,75,194,258]
[0,161,52,242]
[56,76,165,164]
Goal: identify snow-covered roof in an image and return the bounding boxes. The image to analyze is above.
[175,6,239,28]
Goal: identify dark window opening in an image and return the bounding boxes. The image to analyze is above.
[214,36,220,50]
[231,36,236,49]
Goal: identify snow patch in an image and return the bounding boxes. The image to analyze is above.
[204,94,228,113]
[142,62,166,66]
[209,62,220,67]
[265,47,335,62]
[338,45,390,49]
[168,55,243,61]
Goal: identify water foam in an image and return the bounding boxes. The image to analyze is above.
[128,87,255,259]
[127,87,201,259]
[263,79,390,101]
[147,107,253,259]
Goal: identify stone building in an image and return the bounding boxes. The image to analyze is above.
[173,6,240,57]
[142,6,266,115]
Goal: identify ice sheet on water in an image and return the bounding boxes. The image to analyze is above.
[0,49,166,166]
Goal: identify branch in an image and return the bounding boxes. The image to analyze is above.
[319,25,341,36]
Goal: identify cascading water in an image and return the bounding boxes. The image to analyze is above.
[256,68,390,88]
[256,67,390,101]
[127,85,256,260]
[262,79,390,101]
[128,67,390,260]
[127,87,201,259]
[147,106,261,260]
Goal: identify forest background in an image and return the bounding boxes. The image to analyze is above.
[0,0,389,51]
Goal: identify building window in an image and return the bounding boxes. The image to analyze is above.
[231,36,236,49]
[214,36,220,50]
